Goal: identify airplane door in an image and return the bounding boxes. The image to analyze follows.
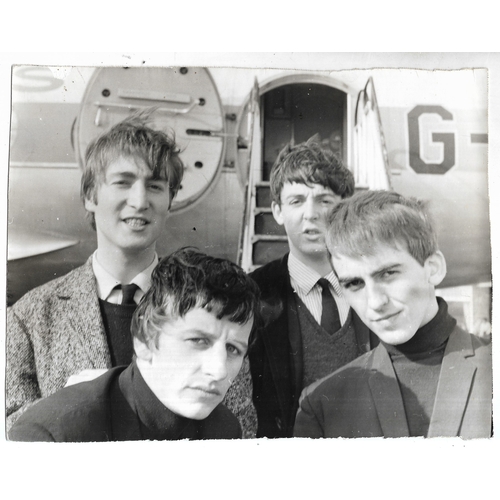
[75,67,227,212]
[353,77,392,190]
[236,78,348,188]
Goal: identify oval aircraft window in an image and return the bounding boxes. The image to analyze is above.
[75,67,226,212]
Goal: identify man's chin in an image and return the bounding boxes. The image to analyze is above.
[297,244,327,259]
[374,329,415,346]
[171,402,218,421]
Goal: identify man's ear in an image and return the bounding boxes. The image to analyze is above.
[84,197,97,213]
[133,338,153,363]
[426,250,447,287]
[271,201,284,226]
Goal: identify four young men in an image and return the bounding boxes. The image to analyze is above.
[6,116,492,440]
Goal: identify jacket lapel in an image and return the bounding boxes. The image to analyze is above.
[368,345,410,437]
[351,309,378,354]
[56,257,111,368]
[287,286,304,415]
[427,328,476,438]
[259,255,299,426]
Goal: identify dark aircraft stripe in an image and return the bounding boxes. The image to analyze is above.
[471,133,488,144]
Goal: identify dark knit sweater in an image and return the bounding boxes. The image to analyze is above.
[98,299,136,366]
[382,297,456,436]
[296,296,360,388]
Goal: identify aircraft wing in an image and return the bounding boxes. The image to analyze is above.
[8,226,79,261]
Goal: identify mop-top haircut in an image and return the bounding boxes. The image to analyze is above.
[270,136,355,205]
[326,189,439,266]
[81,110,184,228]
[131,248,262,349]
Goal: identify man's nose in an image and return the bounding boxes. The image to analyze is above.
[367,283,389,312]
[127,181,149,210]
[203,347,228,382]
[303,198,319,220]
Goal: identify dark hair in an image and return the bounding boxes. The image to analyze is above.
[81,110,184,228]
[131,248,261,349]
[326,190,438,266]
[270,136,355,205]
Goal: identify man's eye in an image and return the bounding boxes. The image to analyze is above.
[188,338,208,347]
[227,344,242,356]
[382,270,398,279]
[343,280,363,291]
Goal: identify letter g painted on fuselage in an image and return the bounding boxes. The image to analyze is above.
[408,105,455,174]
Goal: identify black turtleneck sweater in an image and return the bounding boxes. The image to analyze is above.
[381,297,456,437]
[120,361,234,440]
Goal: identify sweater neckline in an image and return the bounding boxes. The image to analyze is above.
[382,297,456,357]
[122,362,196,440]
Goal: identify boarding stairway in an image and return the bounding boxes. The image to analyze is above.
[239,180,289,273]
[238,77,392,273]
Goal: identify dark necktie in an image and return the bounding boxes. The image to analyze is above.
[120,283,139,305]
[318,278,341,334]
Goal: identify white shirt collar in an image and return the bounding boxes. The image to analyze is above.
[92,251,158,301]
[288,252,342,296]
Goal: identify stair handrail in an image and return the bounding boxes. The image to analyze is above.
[237,79,260,271]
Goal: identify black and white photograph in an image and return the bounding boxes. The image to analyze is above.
[1,48,498,499]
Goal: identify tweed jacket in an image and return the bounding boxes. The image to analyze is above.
[249,254,375,438]
[9,363,242,442]
[294,326,492,439]
[6,257,257,437]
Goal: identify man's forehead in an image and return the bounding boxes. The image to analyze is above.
[331,242,412,275]
[104,154,165,178]
[281,181,334,196]
[164,306,252,333]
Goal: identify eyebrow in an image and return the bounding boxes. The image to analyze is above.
[183,328,249,351]
[108,171,167,182]
[283,193,305,201]
[283,192,335,200]
[372,263,401,277]
[233,340,249,354]
[337,263,402,285]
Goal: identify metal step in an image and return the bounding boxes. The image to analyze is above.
[255,182,271,207]
[254,210,286,236]
[252,239,289,265]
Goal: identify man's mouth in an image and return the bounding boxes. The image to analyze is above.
[123,217,148,228]
[190,386,222,397]
[303,228,321,236]
[372,311,401,323]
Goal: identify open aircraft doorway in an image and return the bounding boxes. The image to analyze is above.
[236,75,351,188]
[260,81,347,180]
[235,74,388,270]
